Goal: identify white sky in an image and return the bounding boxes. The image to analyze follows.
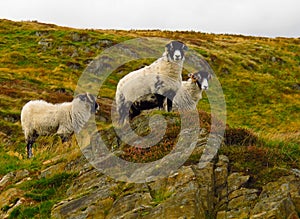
[1,0,300,38]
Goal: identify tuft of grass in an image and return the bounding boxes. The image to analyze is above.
[0,150,23,175]
[258,138,300,166]
[219,142,300,189]
[0,144,44,176]
[8,200,54,219]
[20,172,77,194]
[224,127,258,146]
[151,189,173,206]
[9,172,78,218]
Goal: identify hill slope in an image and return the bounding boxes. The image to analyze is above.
[0,19,299,218]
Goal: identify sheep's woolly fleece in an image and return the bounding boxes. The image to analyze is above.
[21,93,98,158]
[115,41,187,124]
[172,71,210,110]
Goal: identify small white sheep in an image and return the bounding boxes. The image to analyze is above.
[115,41,188,124]
[172,70,212,110]
[20,93,99,158]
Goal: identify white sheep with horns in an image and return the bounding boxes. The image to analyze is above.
[115,40,188,125]
[171,70,212,110]
[129,70,212,117]
[20,93,99,158]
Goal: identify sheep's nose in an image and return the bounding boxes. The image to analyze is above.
[203,86,208,90]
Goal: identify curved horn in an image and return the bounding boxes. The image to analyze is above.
[86,92,93,103]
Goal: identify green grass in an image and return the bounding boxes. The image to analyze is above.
[1,19,299,141]
[8,200,55,219]
[0,145,43,175]
[21,172,77,200]
[0,19,298,160]
[151,189,173,206]
[7,173,77,219]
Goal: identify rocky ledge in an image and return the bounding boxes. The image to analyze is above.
[1,152,299,218]
[50,155,300,218]
[25,155,300,219]
[1,130,299,219]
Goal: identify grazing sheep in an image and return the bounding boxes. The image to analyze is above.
[115,40,188,124]
[172,70,212,110]
[21,93,99,158]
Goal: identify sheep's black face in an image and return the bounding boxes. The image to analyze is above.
[77,93,99,113]
[189,71,212,91]
[91,100,99,113]
[166,41,188,62]
[87,95,99,113]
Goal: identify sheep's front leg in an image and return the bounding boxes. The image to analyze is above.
[167,98,173,112]
[165,91,175,112]
[26,140,34,158]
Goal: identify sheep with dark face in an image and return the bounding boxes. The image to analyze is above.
[115,40,188,124]
[172,70,212,110]
[21,93,99,158]
[128,70,212,119]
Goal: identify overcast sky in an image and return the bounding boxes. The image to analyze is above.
[1,0,300,38]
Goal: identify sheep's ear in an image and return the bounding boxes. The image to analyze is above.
[182,44,188,51]
[77,94,87,101]
[192,72,201,81]
[190,73,198,82]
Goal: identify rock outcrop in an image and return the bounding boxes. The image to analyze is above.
[49,154,300,219]
[0,147,299,218]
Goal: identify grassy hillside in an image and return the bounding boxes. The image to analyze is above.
[0,19,299,218]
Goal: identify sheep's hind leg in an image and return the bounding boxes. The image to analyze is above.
[155,94,165,110]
